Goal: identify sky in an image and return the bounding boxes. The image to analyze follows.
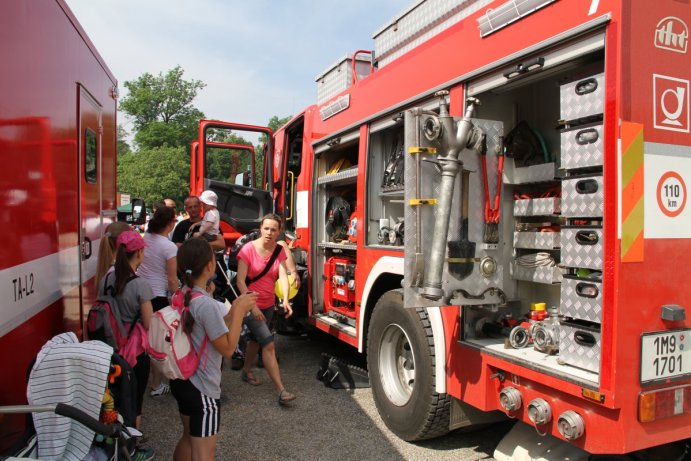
[65,0,409,135]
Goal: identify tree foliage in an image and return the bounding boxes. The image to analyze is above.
[115,66,295,209]
[117,146,189,210]
[205,132,255,187]
[119,66,205,150]
[268,115,292,133]
[255,115,291,185]
[117,125,131,156]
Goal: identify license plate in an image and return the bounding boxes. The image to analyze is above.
[640,329,691,385]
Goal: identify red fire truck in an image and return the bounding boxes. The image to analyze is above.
[195,0,691,456]
[0,0,122,451]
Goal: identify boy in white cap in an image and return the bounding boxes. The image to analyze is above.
[193,190,220,242]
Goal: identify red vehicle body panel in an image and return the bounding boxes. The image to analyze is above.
[0,0,117,450]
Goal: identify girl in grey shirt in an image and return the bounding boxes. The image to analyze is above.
[169,238,256,460]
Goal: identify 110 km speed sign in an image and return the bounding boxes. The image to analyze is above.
[657,171,687,218]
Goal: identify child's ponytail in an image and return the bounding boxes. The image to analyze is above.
[182,269,195,334]
[177,238,215,334]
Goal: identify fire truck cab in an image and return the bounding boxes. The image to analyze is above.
[195,0,691,456]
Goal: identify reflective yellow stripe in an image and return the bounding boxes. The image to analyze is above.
[621,122,644,262]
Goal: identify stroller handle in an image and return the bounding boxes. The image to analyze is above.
[0,403,118,438]
[55,403,119,437]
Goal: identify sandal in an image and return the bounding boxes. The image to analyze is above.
[278,389,296,406]
[241,370,262,386]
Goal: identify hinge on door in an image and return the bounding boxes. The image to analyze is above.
[99,126,103,135]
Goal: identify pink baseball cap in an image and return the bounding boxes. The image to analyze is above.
[116,230,146,252]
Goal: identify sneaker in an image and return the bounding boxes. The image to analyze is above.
[150,383,170,397]
[132,447,155,461]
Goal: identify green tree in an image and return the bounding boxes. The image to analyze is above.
[117,124,131,156]
[267,115,291,133]
[119,66,206,150]
[117,146,189,209]
[205,131,254,186]
[255,115,292,186]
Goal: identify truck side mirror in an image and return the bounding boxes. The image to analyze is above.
[118,198,146,225]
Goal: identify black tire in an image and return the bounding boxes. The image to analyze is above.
[367,290,451,441]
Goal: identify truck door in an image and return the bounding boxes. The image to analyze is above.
[78,86,102,314]
[195,121,274,237]
[276,116,305,235]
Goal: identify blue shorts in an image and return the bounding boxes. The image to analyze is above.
[170,379,221,437]
[243,307,275,347]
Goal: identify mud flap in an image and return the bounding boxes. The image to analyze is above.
[316,353,370,389]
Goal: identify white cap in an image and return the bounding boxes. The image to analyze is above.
[200,190,218,207]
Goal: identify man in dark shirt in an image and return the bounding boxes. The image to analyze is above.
[172,196,200,245]
[173,195,229,294]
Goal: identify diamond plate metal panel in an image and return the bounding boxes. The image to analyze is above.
[510,263,562,284]
[503,160,556,184]
[404,115,507,307]
[373,0,494,67]
[560,123,604,170]
[513,197,560,216]
[560,276,602,323]
[561,227,603,270]
[316,57,372,104]
[561,175,603,217]
[513,232,560,250]
[559,323,601,373]
[560,73,605,122]
[316,166,359,185]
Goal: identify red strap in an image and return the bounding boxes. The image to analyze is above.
[481,152,491,222]
[481,149,504,224]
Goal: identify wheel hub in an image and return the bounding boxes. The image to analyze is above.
[379,323,416,406]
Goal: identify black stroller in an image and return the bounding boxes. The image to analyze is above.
[0,402,136,460]
[0,333,141,460]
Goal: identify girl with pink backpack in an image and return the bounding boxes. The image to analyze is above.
[169,238,256,461]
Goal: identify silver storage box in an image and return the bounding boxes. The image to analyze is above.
[560,72,605,122]
[561,174,603,217]
[315,55,372,105]
[477,0,556,37]
[373,0,494,67]
[560,275,602,323]
[560,122,604,170]
[561,227,603,270]
[559,321,601,373]
[513,197,560,216]
[511,263,562,284]
[513,231,560,250]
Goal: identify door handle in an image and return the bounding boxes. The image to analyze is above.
[82,236,92,260]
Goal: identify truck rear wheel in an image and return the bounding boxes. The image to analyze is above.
[367,290,450,441]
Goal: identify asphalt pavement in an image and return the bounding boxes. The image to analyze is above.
[140,330,514,460]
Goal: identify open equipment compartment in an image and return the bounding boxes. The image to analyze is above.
[311,131,360,333]
[459,33,606,387]
[367,120,406,248]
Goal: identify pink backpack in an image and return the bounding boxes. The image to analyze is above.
[147,289,208,380]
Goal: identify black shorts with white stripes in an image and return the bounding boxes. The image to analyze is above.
[170,379,221,437]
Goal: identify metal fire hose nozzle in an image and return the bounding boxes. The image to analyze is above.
[419,97,481,301]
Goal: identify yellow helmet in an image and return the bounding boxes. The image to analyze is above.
[275,275,298,300]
